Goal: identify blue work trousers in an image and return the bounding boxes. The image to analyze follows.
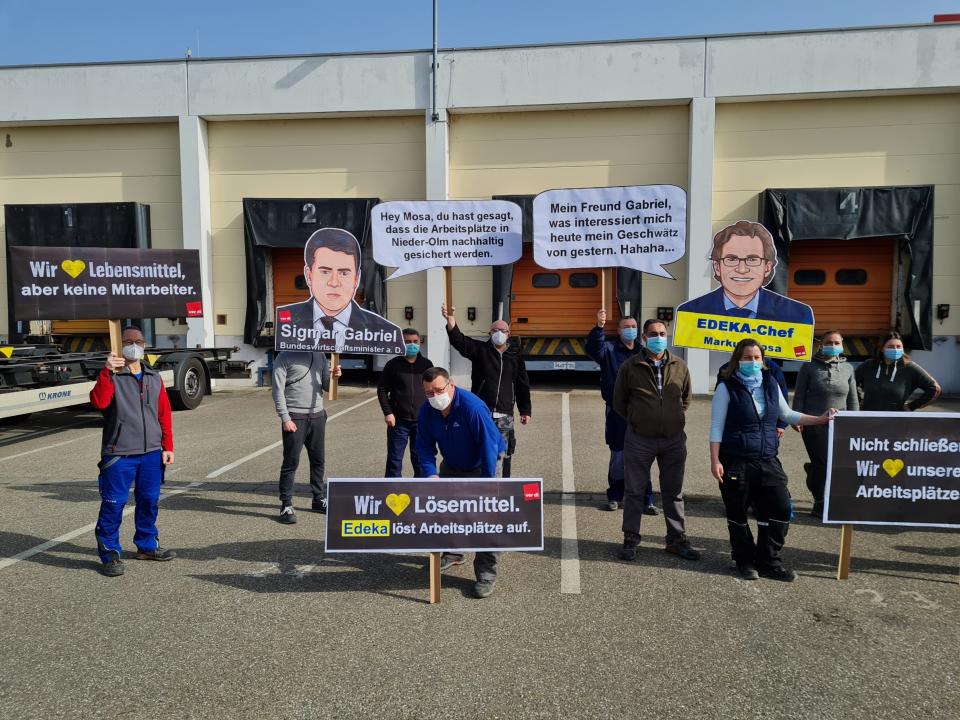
[385,419,424,477]
[94,450,164,563]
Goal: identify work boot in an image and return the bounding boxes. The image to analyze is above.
[135,548,176,561]
[735,563,760,580]
[759,565,797,582]
[618,541,639,562]
[278,505,297,524]
[100,557,124,577]
[664,536,701,561]
[473,579,496,599]
[312,499,327,514]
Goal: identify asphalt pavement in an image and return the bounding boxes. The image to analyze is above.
[0,384,957,720]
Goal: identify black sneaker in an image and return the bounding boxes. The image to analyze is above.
[278,505,298,524]
[100,558,124,577]
[135,548,176,561]
[665,537,701,561]
[439,554,466,572]
[602,500,618,511]
[759,565,797,582]
[312,499,327,514]
[618,542,639,561]
[473,579,496,599]
[735,563,760,580]
[643,504,659,516]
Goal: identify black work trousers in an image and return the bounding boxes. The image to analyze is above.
[438,459,499,581]
[278,412,327,505]
[800,424,829,505]
[718,454,792,570]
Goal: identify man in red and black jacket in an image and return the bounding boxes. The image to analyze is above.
[89,326,175,577]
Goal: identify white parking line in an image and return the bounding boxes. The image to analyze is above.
[0,432,100,463]
[205,395,378,479]
[0,394,377,572]
[560,392,581,594]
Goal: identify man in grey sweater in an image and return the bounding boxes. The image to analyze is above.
[271,351,341,523]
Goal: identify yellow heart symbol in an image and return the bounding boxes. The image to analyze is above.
[385,493,411,516]
[60,259,86,279]
[882,458,904,478]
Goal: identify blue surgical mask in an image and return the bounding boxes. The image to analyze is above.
[645,336,667,354]
[884,348,904,362]
[620,328,638,343]
[404,343,420,357]
[738,360,762,376]
[821,344,842,357]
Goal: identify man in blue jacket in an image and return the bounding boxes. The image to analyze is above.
[586,309,657,514]
[416,366,507,599]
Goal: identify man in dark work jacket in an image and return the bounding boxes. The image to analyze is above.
[441,303,532,477]
[377,328,433,477]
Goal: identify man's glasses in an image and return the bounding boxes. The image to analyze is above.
[122,339,146,347]
[424,382,449,398]
[718,255,768,268]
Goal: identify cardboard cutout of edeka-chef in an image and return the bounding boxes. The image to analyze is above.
[275,227,404,355]
[674,220,815,361]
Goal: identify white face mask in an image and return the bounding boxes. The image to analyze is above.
[122,343,145,361]
[428,392,452,411]
[490,330,508,346]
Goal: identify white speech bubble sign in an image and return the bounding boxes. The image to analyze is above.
[533,185,687,278]
[372,200,523,279]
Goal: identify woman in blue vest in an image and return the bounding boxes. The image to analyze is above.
[710,338,836,582]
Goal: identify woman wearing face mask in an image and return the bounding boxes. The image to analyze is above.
[854,331,940,412]
[710,338,835,581]
[792,331,859,518]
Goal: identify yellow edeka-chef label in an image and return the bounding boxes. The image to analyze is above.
[673,311,814,361]
[342,519,391,537]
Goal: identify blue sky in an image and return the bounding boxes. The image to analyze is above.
[0,0,953,66]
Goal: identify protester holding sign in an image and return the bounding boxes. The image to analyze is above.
[415,367,507,598]
[710,338,836,581]
[855,331,940,412]
[793,331,859,517]
[442,304,531,478]
[612,320,698,562]
[586,309,657,514]
[90,326,175,577]
[376,328,433,477]
[272,351,341,523]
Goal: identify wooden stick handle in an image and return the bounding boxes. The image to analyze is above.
[108,319,123,373]
[444,266,453,310]
[837,524,853,580]
[601,267,611,317]
[429,552,442,604]
[328,352,340,401]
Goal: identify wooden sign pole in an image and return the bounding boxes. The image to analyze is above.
[428,266,455,604]
[600,267,611,317]
[328,353,340,400]
[108,319,123,373]
[837,524,854,580]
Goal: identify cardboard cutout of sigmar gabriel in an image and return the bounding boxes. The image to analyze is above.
[674,220,815,361]
[275,227,404,355]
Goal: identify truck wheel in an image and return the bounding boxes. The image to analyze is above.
[169,357,206,411]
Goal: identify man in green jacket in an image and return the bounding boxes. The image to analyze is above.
[612,319,700,562]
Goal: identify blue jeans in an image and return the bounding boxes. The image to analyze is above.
[609,449,655,507]
[385,419,424,478]
[94,450,164,563]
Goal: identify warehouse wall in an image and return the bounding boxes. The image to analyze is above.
[0,122,183,339]
[207,115,426,343]
[448,106,690,335]
[713,93,960,384]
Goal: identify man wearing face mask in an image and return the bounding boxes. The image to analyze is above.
[416,367,507,598]
[89,326,175,577]
[376,328,433,477]
[441,304,532,478]
[586,309,658,513]
[613,319,700,562]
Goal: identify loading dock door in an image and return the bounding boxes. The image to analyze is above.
[787,237,895,336]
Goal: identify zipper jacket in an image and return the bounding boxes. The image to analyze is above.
[447,324,532,417]
[612,350,691,438]
[90,365,173,456]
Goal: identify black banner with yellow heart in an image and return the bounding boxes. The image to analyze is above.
[9,246,203,321]
[825,411,960,528]
[325,478,544,553]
